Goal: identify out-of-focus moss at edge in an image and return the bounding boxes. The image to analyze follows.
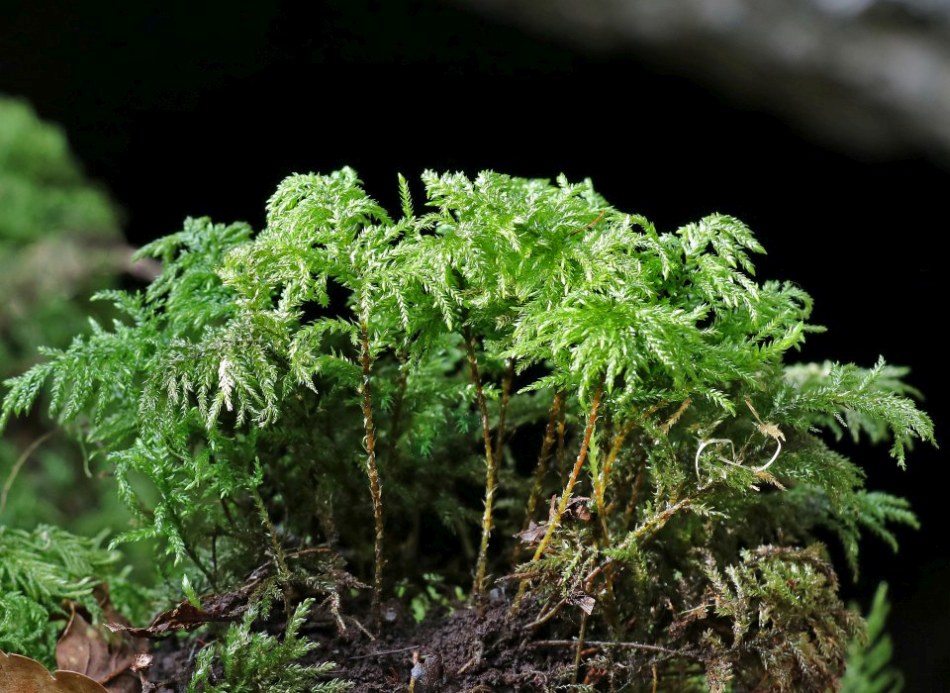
[0,95,152,579]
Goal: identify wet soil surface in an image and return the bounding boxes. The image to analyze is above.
[144,597,580,692]
[326,599,569,692]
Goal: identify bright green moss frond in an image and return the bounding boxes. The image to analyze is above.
[0,168,934,688]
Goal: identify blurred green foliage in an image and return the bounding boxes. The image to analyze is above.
[0,95,141,544]
[841,583,903,693]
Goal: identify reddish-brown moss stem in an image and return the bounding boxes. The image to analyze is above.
[593,419,636,544]
[359,319,384,628]
[465,328,496,600]
[518,391,566,542]
[594,401,666,542]
[514,379,605,607]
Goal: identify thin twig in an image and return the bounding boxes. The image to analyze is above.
[524,597,568,629]
[285,546,332,559]
[346,615,377,642]
[621,459,646,527]
[617,481,718,553]
[524,560,610,630]
[491,357,515,555]
[493,358,514,469]
[531,640,701,660]
[0,430,54,513]
[350,646,417,661]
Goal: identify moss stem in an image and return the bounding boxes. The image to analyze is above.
[465,327,496,601]
[514,379,604,608]
[518,391,565,545]
[359,316,384,628]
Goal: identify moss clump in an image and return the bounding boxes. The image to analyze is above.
[2,168,933,689]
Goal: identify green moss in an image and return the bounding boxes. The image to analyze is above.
[0,525,141,668]
[1,167,933,688]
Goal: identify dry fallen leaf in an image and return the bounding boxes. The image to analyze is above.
[564,496,592,522]
[106,601,221,638]
[56,609,141,693]
[107,589,249,639]
[107,574,267,641]
[514,520,547,546]
[567,593,596,616]
[0,650,108,693]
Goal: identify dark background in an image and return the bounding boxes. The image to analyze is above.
[2,1,946,685]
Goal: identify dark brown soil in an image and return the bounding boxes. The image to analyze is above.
[143,596,585,692]
[324,599,569,692]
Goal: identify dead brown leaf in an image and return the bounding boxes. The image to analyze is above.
[56,608,142,693]
[567,593,596,616]
[106,572,273,642]
[107,589,249,639]
[0,650,108,693]
[564,496,592,522]
[514,521,547,546]
[107,602,223,638]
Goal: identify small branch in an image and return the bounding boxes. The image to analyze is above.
[530,640,700,660]
[350,645,418,661]
[600,419,638,493]
[285,546,332,559]
[524,560,611,630]
[601,400,666,488]
[490,357,515,558]
[621,459,646,526]
[593,418,638,544]
[0,430,54,514]
[595,400,667,525]
[359,316,385,629]
[524,598,568,629]
[168,504,217,590]
[465,327,497,601]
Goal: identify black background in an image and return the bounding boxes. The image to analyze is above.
[2,1,946,685]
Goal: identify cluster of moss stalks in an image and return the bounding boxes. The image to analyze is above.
[0,103,934,691]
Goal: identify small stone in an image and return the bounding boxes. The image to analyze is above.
[409,651,443,692]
